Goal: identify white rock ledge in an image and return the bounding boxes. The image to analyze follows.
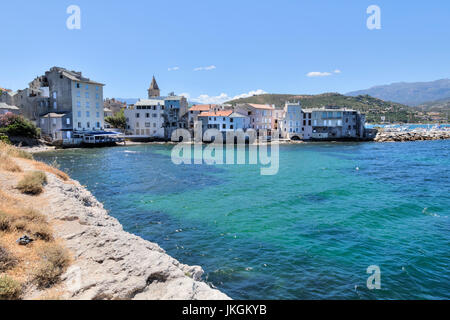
[42,173,230,300]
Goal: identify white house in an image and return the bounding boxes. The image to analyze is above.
[124,99,165,138]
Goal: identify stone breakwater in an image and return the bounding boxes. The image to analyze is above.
[374,130,450,143]
[41,169,230,300]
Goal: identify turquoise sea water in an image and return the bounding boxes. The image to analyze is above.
[35,141,450,300]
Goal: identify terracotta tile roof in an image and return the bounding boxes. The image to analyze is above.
[190,104,216,112]
[248,103,274,110]
[198,110,233,117]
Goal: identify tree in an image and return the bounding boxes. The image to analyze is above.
[0,113,39,138]
[104,109,127,131]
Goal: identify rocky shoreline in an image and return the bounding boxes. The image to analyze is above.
[1,155,229,300]
[374,130,450,143]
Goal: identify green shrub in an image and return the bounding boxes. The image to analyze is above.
[16,171,47,195]
[0,113,38,139]
[105,109,127,130]
[0,133,10,144]
[0,275,22,300]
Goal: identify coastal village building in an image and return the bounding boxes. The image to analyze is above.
[124,99,165,138]
[123,78,188,140]
[0,67,110,144]
[148,76,160,98]
[0,102,20,115]
[164,93,188,138]
[188,104,217,130]
[235,103,275,135]
[279,103,367,140]
[39,113,73,141]
[198,110,250,132]
[103,98,126,115]
[280,101,304,140]
[308,107,366,140]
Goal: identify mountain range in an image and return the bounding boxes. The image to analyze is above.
[346,79,450,106]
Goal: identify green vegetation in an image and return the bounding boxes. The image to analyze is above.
[0,133,10,144]
[0,113,39,139]
[105,109,127,130]
[227,93,423,123]
[33,243,70,288]
[0,275,22,300]
[16,171,47,195]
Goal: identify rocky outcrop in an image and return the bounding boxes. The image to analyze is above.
[374,130,450,143]
[42,172,229,300]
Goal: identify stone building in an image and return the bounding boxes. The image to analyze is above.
[280,104,367,141]
[1,67,106,142]
[103,98,126,115]
[148,76,160,98]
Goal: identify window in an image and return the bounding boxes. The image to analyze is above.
[53,92,57,99]
[85,92,89,98]
[152,114,157,118]
[145,122,150,128]
[41,119,44,125]
[96,122,100,128]
[78,122,81,128]
[230,118,234,123]
[96,94,99,99]
[230,125,234,129]
[87,122,90,128]
[85,84,89,90]
[77,111,81,117]
[52,119,57,125]
[86,102,90,108]
[96,86,99,91]
[77,91,80,97]
[96,112,100,118]
[96,103,99,108]
[222,124,226,129]
[136,122,140,128]
[303,120,306,126]
[53,102,57,109]
[77,101,81,107]
[136,113,140,118]
[308,120,311,126]
[153,123,156,128]
[66,118,71,125]
[86,111,90,117]
[146,113,150,118]
[76,83,80,88]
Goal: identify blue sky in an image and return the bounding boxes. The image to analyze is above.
[1,0,449,103]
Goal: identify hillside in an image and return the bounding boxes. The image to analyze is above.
[346,79,450,106]
[417,98,450,120]
[227,93,418,123]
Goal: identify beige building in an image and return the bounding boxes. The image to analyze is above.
[235,103,276,135]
